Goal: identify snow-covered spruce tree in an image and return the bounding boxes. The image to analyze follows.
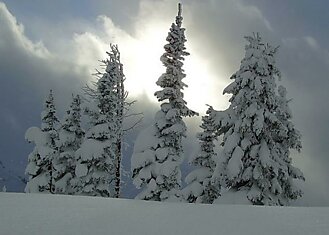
[181,106,220,203]
[131,4,198,201]
[53,94,84,194]
[25,90,59,193]
[211,34,304,206]
[73,45,124,197]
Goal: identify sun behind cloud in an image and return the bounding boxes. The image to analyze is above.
[64,1,230,115]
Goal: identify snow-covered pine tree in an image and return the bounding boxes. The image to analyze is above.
[25,90,59,193]
[131,3,198,201]
[211,33,304,206]
[181,106,220,203]
[74,45,123,197]
[54,94,84,194]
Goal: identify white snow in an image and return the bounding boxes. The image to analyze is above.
[75,163,88,177]
[1,193,329,235]
[259,140,272,167]
[57,130,76,148]
[215,189,251,205]
[223,132,240,154]
[76,139,110,161]
[185,168,212,185]
[227,146,244,179]
[25,126,47,146]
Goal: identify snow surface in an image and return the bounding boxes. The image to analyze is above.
[1,192,328,235]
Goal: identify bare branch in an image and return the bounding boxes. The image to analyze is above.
[123,116,143,132]
[124,112,143,119]
[125,99,137,106]
[82,84,98,99]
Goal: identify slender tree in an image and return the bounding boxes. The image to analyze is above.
[211,34,304,206]
[112,45,126,198]
[54,94,84,194]
[74,45,125,197]
[131,3,198,201]
[182,106,220,203]
[25,90,59,193]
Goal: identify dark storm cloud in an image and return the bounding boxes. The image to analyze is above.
[243,0,329,48]
[277,38,329,206]
[1,0,139,45]
[183,0,274,77]
[0,2,87,191]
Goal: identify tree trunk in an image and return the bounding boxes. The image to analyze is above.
[114,61,124,198]
[114,140,121,198]
[48,161,54,194]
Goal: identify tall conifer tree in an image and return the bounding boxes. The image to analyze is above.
[131,4,197,201]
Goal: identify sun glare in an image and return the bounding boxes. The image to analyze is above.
[122,24,166,102]
[109,22,229,115]
[184,53,229,114]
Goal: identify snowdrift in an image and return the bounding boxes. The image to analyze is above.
[0,192,328,235]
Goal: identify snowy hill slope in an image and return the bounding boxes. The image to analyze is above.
[0,193,328,235]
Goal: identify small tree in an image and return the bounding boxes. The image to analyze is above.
[211,34,304,206]
[25,90,59,193]
[54,94,84,194]
[131,3,198,201]
[182,106,220,203]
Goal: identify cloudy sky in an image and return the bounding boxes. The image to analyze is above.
[0,0,328,206]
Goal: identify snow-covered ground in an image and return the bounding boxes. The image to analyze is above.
[1,193,328,235]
